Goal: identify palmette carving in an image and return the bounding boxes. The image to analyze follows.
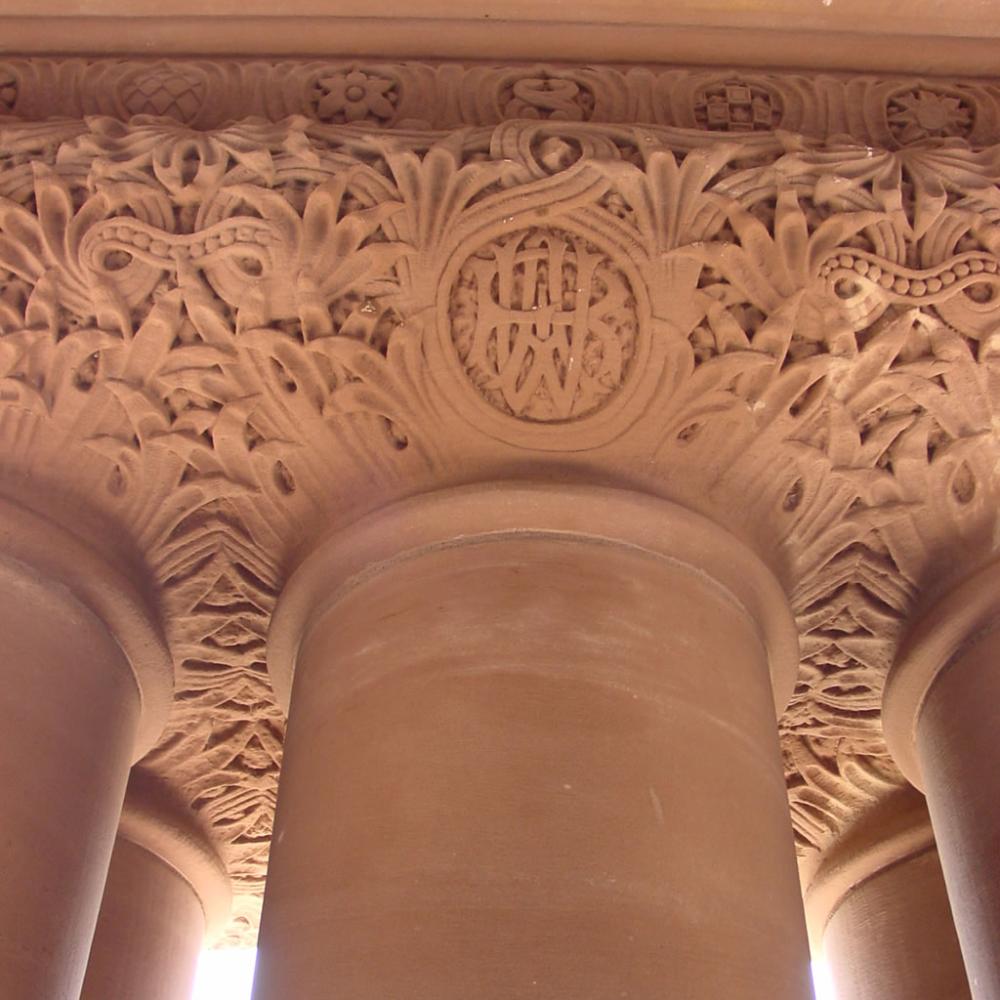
[2,109,1000,940]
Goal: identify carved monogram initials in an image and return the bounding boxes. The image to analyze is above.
[451,229,637,421]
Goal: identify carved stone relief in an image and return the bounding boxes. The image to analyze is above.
[449,228,639,422]
[1,58,1000,146]
[1,62,1000,940]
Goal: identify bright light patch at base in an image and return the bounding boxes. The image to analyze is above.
[192,948,257,1000]
[812,956,838,999]
[191,950,839,999]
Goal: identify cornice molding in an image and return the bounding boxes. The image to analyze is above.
[2,20,1000,76]
[2,107,999,941]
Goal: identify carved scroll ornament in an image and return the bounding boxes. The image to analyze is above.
[2,77,1000,939]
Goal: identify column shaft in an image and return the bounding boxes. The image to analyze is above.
[256,489,810,1000]
[885,559,1000,1000]
[0,498,172,1000]
[824,845,971,1000]
[0,566,139,1000]
[918,632,1000,997]
[80,771,233,1000]
[80,838,205,1000]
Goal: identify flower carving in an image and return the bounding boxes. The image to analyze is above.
[314,70,397,124]
[887,88,974,144]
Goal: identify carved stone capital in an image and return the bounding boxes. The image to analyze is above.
[2,73,999,938]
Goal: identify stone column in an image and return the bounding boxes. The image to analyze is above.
[81,771,232,1000]
[0,498,172,1000]
[806,788,971,1000]
[256,484,811,1000]
[885,559,1000,998]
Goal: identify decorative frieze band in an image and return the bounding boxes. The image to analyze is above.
[2,57,1000,146]
[2,103,999,942]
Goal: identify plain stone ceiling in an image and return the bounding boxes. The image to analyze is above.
[2,0,997,33]
[1,0,999,73]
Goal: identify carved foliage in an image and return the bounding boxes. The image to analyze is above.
[3,113,1000,933]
